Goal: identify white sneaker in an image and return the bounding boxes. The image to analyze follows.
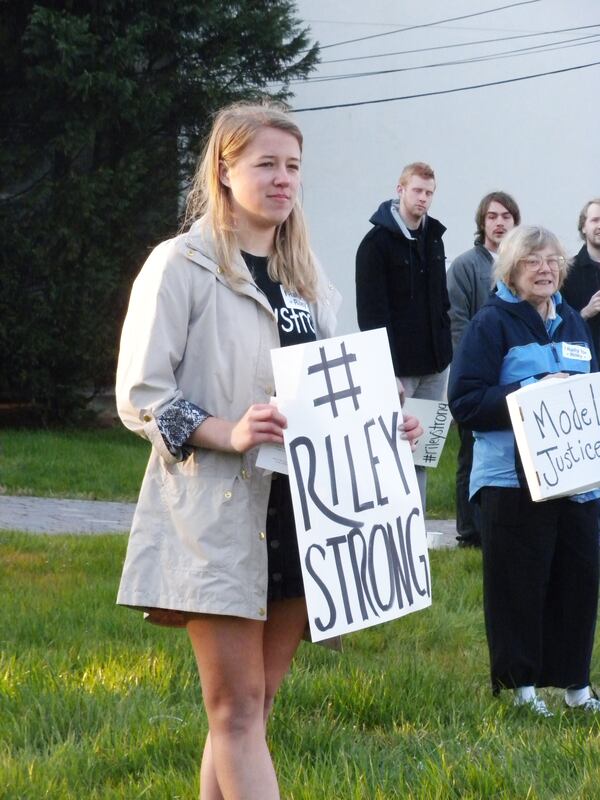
[565,687,600,711]
[515,696,554,717]
[572,695,600,712]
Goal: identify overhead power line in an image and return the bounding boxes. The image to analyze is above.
[292,60,600,112]
[293,33,600,84]
[313,0,541,51]
[319,23,600,65]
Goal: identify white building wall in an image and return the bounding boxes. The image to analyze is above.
[291,1,600,333]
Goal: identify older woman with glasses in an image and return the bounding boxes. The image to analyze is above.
[449,225,600,716]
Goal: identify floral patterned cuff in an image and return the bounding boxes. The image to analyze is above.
[156,399,210,458]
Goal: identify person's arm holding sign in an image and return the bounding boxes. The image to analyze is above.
[189,405,288,452]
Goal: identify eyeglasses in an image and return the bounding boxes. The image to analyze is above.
[520,254,566,271]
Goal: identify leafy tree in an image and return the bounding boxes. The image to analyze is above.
[0,0,318,420]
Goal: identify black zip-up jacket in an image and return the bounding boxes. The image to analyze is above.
[561,244,600,360]
[355,200,452,376]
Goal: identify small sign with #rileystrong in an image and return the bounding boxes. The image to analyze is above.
[402,398,451,468]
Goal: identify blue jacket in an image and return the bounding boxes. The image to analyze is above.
[448,282,598,499]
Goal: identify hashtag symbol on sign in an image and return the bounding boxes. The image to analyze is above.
[307,341,362,418]
[422,453,436,464]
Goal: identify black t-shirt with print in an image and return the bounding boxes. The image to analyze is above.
[242,251,316,347]
[241,250,316,602]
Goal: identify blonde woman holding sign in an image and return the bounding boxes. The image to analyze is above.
[449,225,600,717]
[115,101,421,799]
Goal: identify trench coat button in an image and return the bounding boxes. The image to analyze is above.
[265,385,274,396]
[143,414,152,422]
[258,531,266,540]
[258,607,266,617]
[224,490,232,499]
[186,250,194,257]
[216,266,223,274]
[241,468,249,480]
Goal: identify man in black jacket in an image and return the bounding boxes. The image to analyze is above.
[355,161,451,511]
[562,198,600,358]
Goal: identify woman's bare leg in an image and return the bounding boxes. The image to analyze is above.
[187,615,278,800]
[262,597,308,723]
[189,599,308,798]
[199,733,223,800]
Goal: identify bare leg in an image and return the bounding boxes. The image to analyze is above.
[262,597,308,724]
[190,599,308,798]
[199,733,223,800]
[187,615,278,800]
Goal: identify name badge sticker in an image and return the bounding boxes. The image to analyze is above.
[562,343,591,362]
[280,286,310,312]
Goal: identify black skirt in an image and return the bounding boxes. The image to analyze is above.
[266,474,305,602]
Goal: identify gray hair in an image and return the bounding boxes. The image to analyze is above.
[493,225,570,292]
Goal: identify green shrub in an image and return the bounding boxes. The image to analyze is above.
[0,1,318,419]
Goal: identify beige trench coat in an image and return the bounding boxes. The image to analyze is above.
[116,220,341,624]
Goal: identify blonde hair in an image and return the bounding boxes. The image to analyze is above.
[494,225,570,291]
[184,101,317,301]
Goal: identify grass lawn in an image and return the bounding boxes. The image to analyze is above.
[0,424,459,517]
[0,427,150,502]
[2,532,600,799]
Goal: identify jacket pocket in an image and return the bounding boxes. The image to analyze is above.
[389,254,413,298]
[160,471,240,570]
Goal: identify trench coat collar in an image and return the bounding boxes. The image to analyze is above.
[182,219,276,320]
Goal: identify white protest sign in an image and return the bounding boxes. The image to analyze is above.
[402,398,451,468]
[271,328,431,642]
[256,397,289,474]
[506,372,600,501]
[255,442,288,474]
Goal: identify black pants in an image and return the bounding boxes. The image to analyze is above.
[455,424,481,544]
[480,487,599,694]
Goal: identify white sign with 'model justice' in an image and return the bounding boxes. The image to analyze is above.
[507,371,600,501]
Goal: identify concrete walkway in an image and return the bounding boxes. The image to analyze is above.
[0,495,135,535]
[0,495,459,548]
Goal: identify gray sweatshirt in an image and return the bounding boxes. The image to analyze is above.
[447,244,494,350]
